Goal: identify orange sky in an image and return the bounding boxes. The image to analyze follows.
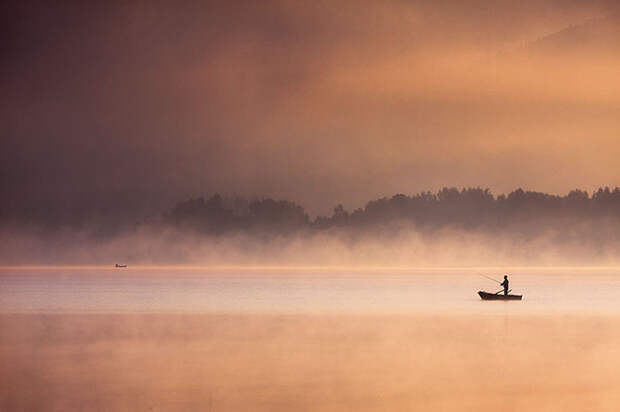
[2,0,620,217]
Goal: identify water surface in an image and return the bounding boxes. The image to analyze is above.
[2,267,620,315]
[2,267,620,411]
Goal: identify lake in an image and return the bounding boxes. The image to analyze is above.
[2,267,620,411]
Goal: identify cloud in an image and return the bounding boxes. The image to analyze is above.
[2,0,620,219]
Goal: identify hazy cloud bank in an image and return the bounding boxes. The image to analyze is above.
[3,220,620,267]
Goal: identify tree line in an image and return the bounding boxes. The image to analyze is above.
[164,187,620,236]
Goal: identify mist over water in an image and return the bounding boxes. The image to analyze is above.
[2,267,620,411]
[3,0,620,409]
[4,186,620,267]
[3,224,620,267]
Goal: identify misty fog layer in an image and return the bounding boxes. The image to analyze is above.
[2,0,620,219]
[3,187,620,266]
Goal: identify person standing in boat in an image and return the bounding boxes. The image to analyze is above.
[500,275,509,295]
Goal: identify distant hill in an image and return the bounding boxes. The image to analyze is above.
[528,13,620,55]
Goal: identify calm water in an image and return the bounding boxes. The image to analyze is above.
[3,267,620,411]
[1,267,620,314]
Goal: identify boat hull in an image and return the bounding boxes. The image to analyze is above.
[478,291,522,301]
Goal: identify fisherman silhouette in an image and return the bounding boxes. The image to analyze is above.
[500,275,509,295]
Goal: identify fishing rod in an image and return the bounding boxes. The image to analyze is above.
[478,273,502,284]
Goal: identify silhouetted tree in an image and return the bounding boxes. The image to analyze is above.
[157,186,620,238]
[248,199,309,232]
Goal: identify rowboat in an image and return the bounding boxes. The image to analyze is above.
[478,291,522,300]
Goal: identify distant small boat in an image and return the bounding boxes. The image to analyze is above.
[115,264,127,268]
[478,291,522,300]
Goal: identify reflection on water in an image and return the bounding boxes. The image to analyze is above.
[2,268,620,411]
